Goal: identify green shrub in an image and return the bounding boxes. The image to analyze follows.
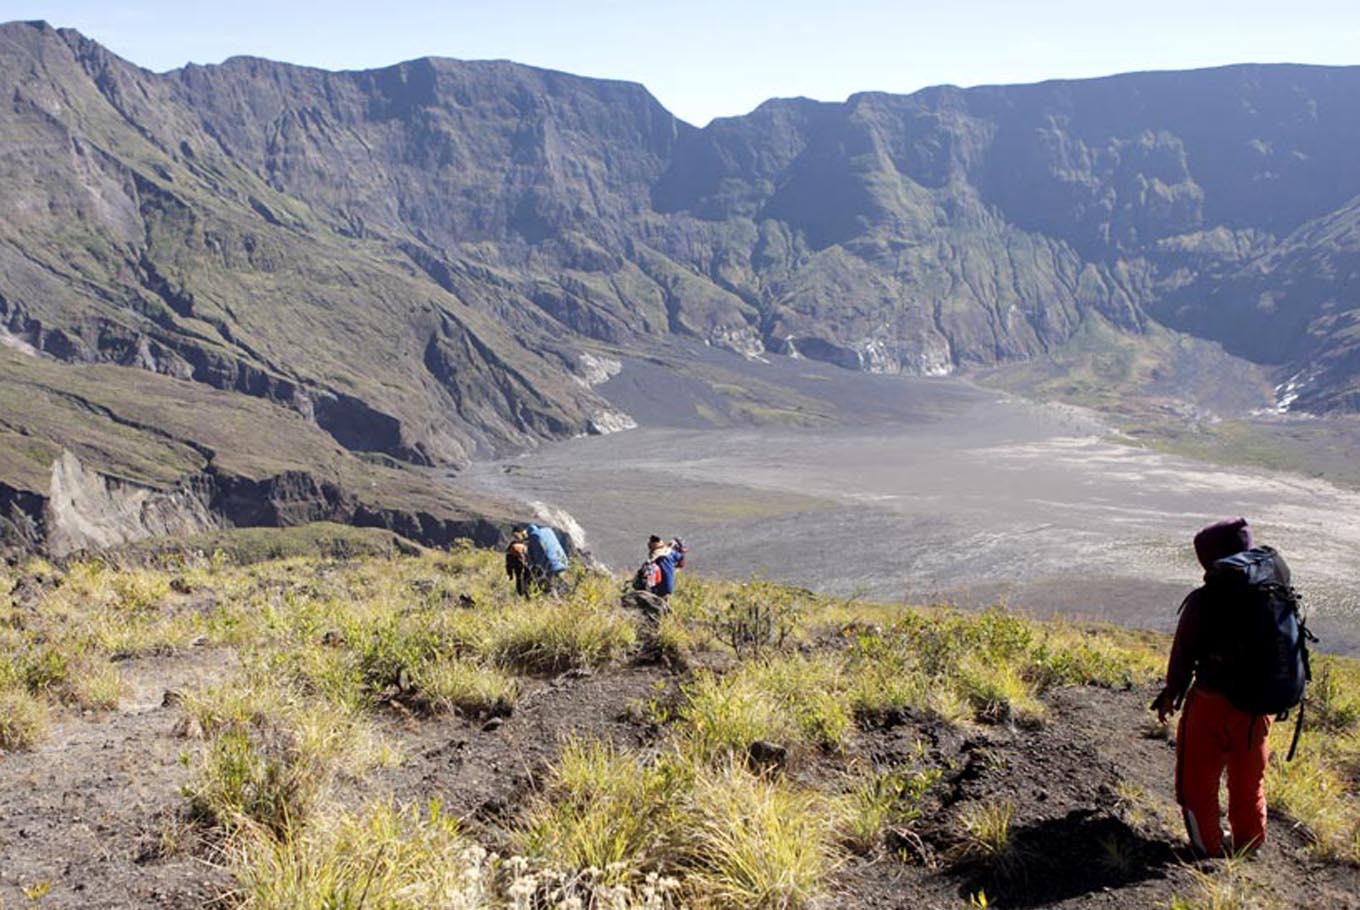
[708,581,807,660]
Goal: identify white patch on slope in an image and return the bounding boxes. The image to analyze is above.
[46,450,218,556]
[530,499,590,555]
[575,352,623,388]
[588,409,638,435]
[0,326,39,357]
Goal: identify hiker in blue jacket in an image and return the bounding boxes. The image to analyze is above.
[642,535,685,598]
[525,523,569,596]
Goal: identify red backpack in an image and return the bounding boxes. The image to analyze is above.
[632,560,661,591]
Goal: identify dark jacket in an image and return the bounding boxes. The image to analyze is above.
[1165,586,1220,703]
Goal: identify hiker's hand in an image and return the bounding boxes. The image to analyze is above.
[1150,688,1177,724]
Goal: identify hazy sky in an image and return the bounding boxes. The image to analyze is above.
[4,0,1358,124]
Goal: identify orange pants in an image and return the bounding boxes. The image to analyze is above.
[1175,687,1272,856]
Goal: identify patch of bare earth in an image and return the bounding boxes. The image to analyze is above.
[0,650,237,908]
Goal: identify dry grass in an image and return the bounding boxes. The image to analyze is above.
[1169,856,1269,910]
[226,801,487,910]
[517,739,683,878]
[2,530,1354,908]
[683,762,840,909]
[0,685,49,752]
[1265,655,1360,863]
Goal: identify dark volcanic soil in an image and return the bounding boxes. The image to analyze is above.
[3,647,1358,909]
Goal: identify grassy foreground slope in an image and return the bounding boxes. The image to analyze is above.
[1,528,1358,909]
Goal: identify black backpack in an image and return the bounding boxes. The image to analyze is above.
[1201,546,1317,755]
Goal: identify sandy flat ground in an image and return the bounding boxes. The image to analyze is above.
[466,363,1360,655]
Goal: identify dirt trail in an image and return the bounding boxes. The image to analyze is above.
[838,683,1360,909]
[0,650,236,909]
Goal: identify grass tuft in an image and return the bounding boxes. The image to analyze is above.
[839,763,941,855]
[490,600,636,674]
[0,686,50,751]
[409,655,518,717]
[517,739,682,879]
[953,801,1026,878]
[1169,856,1259,910]
[684,761,839,909]
[227,800,487,910]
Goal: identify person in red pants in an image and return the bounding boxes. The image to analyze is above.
[1151,517,1272,858]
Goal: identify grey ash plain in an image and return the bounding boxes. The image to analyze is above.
[468,349,1360,655]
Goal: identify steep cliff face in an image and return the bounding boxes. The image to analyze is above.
[0,21,611,472]
[4,19,1360,550]
[647,69,1360,384]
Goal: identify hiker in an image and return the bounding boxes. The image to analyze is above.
[633,535,686,599]
[1150,517,1311,858]
[525,523,569,596]
[504,528,531,598]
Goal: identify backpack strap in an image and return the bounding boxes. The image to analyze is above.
[1287,698,1306,762]
[1176,590,1195,615]
[1286,612,1319,762]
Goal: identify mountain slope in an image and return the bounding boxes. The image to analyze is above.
[4,19,1360,549]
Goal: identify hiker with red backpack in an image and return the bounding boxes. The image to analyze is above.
[633,535,686,599]
[1151,517,1314,858]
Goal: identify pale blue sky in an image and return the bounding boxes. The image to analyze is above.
[3,0,1358,125]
